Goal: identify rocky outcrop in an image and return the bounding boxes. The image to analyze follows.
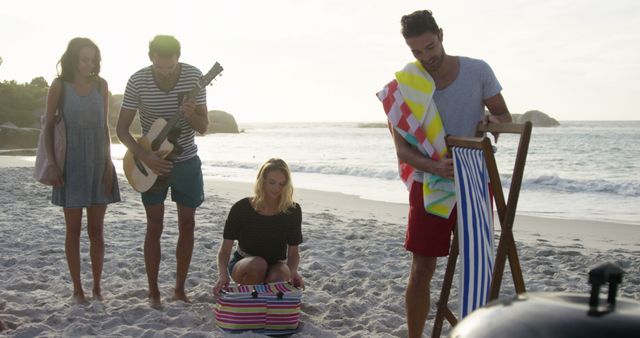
[0,123,40,149]
[357,122,387,128]
[207,110,239,134]
[512,110,560,127]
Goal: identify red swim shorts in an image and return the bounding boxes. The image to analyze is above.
[404,181,456,257]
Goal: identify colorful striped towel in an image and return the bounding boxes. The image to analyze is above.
[376,61,456,218]
[215,281,302,335]
[452,147,494,318]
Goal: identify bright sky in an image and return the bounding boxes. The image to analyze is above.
[1,0,639,122]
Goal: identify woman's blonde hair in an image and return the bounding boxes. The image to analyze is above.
[253,158,295,214]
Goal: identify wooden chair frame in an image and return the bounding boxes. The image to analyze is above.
[431,122,532,338]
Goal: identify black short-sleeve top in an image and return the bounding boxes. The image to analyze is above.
[223,197,302,265]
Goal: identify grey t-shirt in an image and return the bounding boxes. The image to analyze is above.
[415,56,502,181]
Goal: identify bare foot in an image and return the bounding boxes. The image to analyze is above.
[148,297,162,309]
[72,291,88,305]
[0,319,6,332]
[148,290,162,309]
[92,289,103,301]
[172,289,191,303]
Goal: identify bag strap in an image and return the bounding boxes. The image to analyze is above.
[56,77,65,119]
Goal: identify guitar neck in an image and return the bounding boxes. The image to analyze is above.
[150,61,222,151]
[151,83,204,150]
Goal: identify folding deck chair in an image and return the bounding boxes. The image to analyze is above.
[452,145,495,319]
[431,122,532,338]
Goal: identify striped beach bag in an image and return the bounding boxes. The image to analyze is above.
[215,282,302,335]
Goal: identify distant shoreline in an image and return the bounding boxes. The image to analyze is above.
[2,153,638,229]
[0,148,36,156]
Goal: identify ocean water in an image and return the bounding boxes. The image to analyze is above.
[110,121,640,225]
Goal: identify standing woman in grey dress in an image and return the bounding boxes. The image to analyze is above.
[43,37,120,304]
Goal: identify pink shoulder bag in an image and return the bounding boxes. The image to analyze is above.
[33,82,66,185]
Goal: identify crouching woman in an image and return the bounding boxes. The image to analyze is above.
[213,158,304,294]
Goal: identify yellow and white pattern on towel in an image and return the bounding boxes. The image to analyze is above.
[395,61,455,218]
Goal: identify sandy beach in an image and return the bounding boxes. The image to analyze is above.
[0,156,638,337]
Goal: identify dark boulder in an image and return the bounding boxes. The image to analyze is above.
[207,110,239,134]
[0,123,40,150]
[512,110,560,127]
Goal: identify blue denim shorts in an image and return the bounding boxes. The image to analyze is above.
[141,155,204,208]
[227,251,244,276]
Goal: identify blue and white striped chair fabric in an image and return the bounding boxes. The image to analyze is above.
[452,147,495,318]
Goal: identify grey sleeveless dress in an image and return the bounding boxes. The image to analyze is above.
[52,82,121,208]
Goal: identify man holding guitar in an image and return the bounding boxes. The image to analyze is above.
[116,35,210,306]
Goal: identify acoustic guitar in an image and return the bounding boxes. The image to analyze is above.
[123,62,223,192]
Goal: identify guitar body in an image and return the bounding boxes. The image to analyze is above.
[123,118,174,192]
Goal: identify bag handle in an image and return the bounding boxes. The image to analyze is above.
[55,77,65,120]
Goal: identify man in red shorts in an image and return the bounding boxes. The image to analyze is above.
[386,10,511,338]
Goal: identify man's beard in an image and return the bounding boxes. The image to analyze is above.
[422,49,445,72]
